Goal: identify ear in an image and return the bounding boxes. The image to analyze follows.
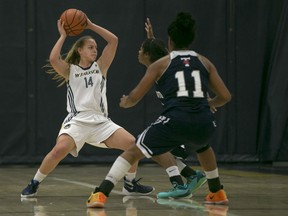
[77,47,82,55]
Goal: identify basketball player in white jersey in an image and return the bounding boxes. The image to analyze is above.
[21,14,153,198]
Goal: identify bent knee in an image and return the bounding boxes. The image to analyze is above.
[127,135,136,145]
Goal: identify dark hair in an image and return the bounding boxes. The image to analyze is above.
[141,38,168,63]
[167,12,196,49]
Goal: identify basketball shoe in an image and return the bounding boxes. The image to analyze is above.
[86,192,107,208]
[205,189,229,205]
[122,177,155,195]
[186,170,207,194]
[21,179,40,198]
[157,183,192,199]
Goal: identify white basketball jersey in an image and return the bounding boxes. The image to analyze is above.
[65,62,108,123]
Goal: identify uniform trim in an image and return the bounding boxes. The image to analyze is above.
[67,82,78,113]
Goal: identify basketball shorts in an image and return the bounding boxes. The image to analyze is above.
[58,118,121,157]
[136,114,216,158]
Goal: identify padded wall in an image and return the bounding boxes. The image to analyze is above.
[0,0,287,164]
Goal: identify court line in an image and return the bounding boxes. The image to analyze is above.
[51,177,124,195]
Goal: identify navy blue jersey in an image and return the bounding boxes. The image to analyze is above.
[155,51,209,114]
[136,50,216,158]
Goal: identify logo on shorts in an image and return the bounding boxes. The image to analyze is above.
[64,124,71,129]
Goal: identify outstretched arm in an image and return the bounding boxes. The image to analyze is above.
[119,56,169,108]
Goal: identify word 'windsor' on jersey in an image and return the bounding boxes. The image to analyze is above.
[155,51,210,113]
[66,62,108,116]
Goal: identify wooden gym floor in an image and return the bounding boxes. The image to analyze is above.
[0,163,287,216]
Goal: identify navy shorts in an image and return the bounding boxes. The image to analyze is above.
[136,112,216,158]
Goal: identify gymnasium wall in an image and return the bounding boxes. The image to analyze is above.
[0,0,287,164]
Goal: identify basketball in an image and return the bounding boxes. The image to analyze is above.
[60,9,87,36]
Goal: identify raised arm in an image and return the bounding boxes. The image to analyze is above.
[49,20,70,80]
[145,18,155,39]
[86,18,118,77]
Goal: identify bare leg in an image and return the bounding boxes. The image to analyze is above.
[39,134,76,175]
[197,146,222,193]
[152,152,178,169]
[104,128,138,173]
[196,146,217,171]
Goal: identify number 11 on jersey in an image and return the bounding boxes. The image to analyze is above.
[175,70,204,98]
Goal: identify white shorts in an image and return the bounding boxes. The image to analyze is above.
[58,118,121,157]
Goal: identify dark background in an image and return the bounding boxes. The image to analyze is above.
[0,0,287,164]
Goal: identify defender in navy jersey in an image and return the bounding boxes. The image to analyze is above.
[137,18,208,195]
[21,13,153,199]
[87,12,231,207]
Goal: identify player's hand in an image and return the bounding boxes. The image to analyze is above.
[207,93,217,113]
[57,19,67,37]
[145,18,155,39]
[85,16,93,29]
[119,94,128,108]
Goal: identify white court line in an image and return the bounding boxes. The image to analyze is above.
[51,177,124,195]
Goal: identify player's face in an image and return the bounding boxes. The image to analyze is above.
[138,46,150,67]
[79,39,98,62]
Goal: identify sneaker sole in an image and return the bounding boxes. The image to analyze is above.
[86,202,105,208]
[122,187,155,196]
[157,192,192,199]
[204,199,229,205]
[20,192,37,198]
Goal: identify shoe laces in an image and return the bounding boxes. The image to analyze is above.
[131,178,144,186]
[169,182,187,191]
[26,180,39,191]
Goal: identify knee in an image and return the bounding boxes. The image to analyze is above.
[49,141,72,160]
[127,135,136,145]
[49,147,68,161]
[124,145,144,162]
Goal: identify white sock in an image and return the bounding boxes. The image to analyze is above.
[125,172,136,181]
[166,166,180,177]
[33,169,47,183]
[204,168,219,179]
[105,156,132,185]
[175,158,186,172]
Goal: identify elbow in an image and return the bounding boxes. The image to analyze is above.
[49,55,59,66]
[224,92,232,103]
[113,35,119,46]
[109,34,118,46]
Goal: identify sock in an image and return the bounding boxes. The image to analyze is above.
[105,156,131,185]
[125,172,136,182]
[175,158,187,172]
[205,168,221,192]
[166,166,184,186]
[95,156,131,197]
[94,180,114,197]
[33,169,47,183]
[181,166,196,178]
[175,159,196,178]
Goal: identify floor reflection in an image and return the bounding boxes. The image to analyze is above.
[21,196,229,216]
